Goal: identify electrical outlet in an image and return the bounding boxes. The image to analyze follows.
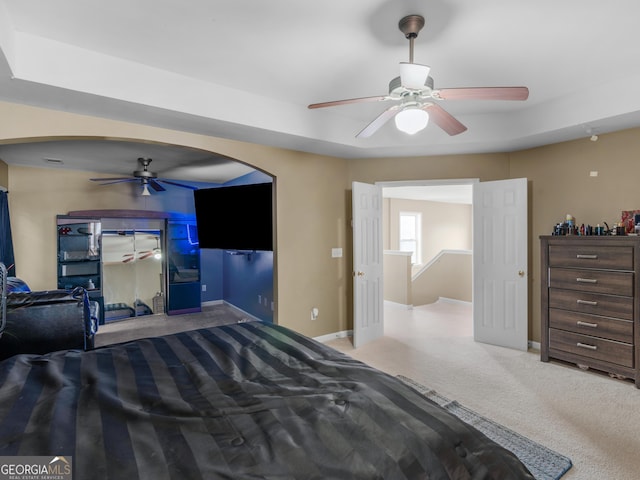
[201,284,207,292]
[311,307,319,320]
[258,295,262,304]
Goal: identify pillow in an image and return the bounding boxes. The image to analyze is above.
[6,277,31,293]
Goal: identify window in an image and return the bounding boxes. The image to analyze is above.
[399,212,421,264]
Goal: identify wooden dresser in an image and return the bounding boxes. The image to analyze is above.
[540,235,640,387]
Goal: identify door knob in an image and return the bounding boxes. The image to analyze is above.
[518,270,525,277]
[355,271,365,277]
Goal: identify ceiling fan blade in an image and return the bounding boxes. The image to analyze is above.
[91,178,137,185]
[308,95,390,109]
[435,86,529,101]
[149,180,166,192]
[424,103,468,136]
[356,105,402,138]
[159,179,198,190]
[90,177,132,181]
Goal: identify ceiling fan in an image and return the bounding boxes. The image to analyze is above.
[122,236,162,262]
[308,14,529,138]
[90,158,197,196]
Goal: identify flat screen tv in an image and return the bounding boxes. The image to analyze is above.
[194,182,273,251]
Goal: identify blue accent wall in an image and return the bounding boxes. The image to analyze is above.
[223,250,273,322]
[198,170,274,322]
[200,248,223,300]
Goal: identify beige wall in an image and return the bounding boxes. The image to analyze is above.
[385,197,471,267]
[348,153,510,184]
[0,159,7,188]
[509,127,640,343]
[411,251,472,306]
[4,99,639,344]
[352,132,640,344]
[383,251,412,305]
[0,101,350,339]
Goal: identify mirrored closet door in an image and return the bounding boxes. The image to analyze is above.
[101,219,165,322]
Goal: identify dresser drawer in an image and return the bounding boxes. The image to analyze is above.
[549,267,633,296]
[548,289,633,320]
[549,245,634,270]
[549,328,633,368]
[549,308,633,343]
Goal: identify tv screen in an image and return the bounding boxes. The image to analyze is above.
[194,182,273,251]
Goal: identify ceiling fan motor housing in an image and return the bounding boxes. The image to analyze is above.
[134,169,157,179]
[389,75,434,96]
[134,157,158,179]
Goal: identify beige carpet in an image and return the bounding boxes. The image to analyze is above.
[324,301,640,480]
[95,303,250,347]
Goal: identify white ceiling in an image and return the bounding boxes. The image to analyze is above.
[383,184,472,204]
[1,0,640,183]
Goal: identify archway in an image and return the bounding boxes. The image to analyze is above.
[0,136,278,325]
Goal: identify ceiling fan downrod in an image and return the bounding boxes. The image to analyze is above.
[398,15,425,64]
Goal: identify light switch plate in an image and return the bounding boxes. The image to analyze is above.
[331,248,343,258]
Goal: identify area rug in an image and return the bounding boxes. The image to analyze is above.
[397,375,572,480]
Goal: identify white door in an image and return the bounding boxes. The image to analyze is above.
[473,178,528,350]
[352,181,384,348]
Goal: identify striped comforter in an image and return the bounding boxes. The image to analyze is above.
[0,321,533,479]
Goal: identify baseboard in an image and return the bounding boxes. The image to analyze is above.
[314,330,353,343]
[224,301,263,322]
[437,297,472,306]
[383,300,413,309]
[201,299,224,307]
[203,300,263,323]
[528,340,541,351]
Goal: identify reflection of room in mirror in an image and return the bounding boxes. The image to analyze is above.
[102,230,163,322]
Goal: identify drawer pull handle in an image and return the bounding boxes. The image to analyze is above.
[576,299,598,306]
[577,342,597,351]
[577,320,598,328]
[576,277,597,284]
[576,254,598,259]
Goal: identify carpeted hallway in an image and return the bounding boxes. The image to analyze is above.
[324,300,640,480]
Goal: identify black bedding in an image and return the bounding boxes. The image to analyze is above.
[0,321,534,479]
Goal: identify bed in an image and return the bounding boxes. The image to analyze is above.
[0,315,534,479]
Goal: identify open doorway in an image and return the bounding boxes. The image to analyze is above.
[379,179,475,309]
[353,178,528,351]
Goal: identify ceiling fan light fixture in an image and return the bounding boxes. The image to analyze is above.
[395,107,429,135]
[141,183,151,196]
[399,62,431,90]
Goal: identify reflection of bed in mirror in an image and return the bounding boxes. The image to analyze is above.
[101,230,163,321]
